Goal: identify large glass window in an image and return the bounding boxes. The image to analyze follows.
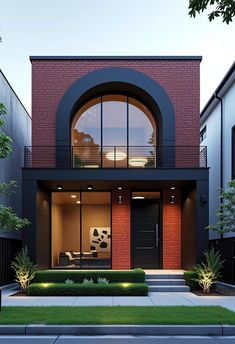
[51,191,111,269]
[72,95,157,168]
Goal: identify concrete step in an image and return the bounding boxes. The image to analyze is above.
[146,278,186,286]
[145,274,184,279]
[148,285,190,292]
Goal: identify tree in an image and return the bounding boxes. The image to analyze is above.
[206,180,235,233]
[188,0,235,24]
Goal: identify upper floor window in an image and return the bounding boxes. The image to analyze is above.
[200,126,207,143]
[71,95,157,167]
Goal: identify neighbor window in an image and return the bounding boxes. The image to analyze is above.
[200,126,207,143]
[232,125,235,180]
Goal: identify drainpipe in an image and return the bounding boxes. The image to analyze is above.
[214,92,223,239]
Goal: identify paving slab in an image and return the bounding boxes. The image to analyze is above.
[0,336,57,344]
[32,297,78,306]
[150,294,194,306]
[2,296,41,307]
[113,296,154,306]
[72,296,113,306]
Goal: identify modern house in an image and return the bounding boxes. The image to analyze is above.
[22,56,209,271]
[200,61,235,283]
[0,69,31,284]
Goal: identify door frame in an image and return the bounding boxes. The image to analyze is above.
[131,191,163,269]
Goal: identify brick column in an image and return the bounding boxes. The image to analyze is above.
[163,189,181,269]
[111,190,131,269]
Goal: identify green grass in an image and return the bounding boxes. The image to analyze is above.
[0,306,234,325]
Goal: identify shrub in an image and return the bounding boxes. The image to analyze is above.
[82,278,94,285]
[11,246,38,294]
[184,271,198,291]
[28,282,148,296]
[97,277,109,284]
[65,278,74,285]
[33,269,145,283]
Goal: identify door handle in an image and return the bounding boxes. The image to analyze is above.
[155,224,159,247]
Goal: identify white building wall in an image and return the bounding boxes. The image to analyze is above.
[201,103,221,240]
[222,82,235,238]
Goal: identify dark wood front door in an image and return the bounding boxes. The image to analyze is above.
[132,199,160,268]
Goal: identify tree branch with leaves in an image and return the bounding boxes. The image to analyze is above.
[188,0,235,24]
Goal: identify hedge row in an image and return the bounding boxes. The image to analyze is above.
[33,269,145,283]
[28,282,148,296]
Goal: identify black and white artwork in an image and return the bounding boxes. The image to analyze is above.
[90,227,111,252]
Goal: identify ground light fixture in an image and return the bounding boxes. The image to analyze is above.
[76,200,81,204]
[170,186,176,190]
[117,186,123,190]
[70,195,77,198]
[170,195,175,204]
[132,196,146,200]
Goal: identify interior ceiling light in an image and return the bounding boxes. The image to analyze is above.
[87,185,93,190]
[76,200,81,204]
[106,151,127,161]
[118,186,123,190]
[170,186,176,190]
[129,157,148,167]
[132,196,146,200]
[57,185,63,190]
[71,195,77,198]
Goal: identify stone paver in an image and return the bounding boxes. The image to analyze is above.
[73,296,113,306]
[113,296,154,306]
[1,287,235,311]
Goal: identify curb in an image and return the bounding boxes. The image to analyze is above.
[0,325,235,336]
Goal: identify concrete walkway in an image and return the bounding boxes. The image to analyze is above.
[2,286,235,312]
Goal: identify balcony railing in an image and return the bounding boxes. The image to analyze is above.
[24,145,207,169]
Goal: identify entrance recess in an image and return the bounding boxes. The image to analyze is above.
[132,197,160,269]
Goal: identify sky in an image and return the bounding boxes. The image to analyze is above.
[0,0,235,114]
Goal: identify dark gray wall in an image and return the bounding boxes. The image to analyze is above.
[0,70,31,240]
[181,185,196,269]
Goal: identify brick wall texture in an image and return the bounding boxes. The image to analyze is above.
[111,189,131,269]
[32,59,200,147]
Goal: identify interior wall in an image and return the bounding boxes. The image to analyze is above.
[181,186,196,269]
[52,204,63,266]
[82,205,110,252]
[62,205,80,252]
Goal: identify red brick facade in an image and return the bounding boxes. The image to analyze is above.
[32,59,200,147]
[111,190,131,269]
[162,189,181,269]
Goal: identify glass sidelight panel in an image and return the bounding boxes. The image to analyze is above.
[81,192,111,269]
[51,192,81,268]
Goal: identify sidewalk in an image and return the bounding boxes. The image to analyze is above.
[2,286,235,312]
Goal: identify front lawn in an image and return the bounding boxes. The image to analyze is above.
[0,306,235,325]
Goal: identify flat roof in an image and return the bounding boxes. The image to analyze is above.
[30,55,202,61]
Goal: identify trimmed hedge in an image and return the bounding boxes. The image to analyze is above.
[184,271,198,290]
[33,269,145,284]
[28,282,148,296]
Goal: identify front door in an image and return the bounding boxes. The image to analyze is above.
[132,199,160,268]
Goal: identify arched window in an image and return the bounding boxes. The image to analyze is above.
[71,95,157,168]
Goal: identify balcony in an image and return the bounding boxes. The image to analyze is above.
[24,146,207,169]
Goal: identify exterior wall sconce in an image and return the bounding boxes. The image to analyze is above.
[200,194,207,205]
[170,195,175,204]
[118,195,123,204]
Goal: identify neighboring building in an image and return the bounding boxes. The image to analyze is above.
[22,56,209,271]
[0,69,31,284]
[200,61,235,283]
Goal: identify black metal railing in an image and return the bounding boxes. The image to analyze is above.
[24,145,207,169]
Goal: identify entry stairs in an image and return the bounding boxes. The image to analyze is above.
[145,272,190,292]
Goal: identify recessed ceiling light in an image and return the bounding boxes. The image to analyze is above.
[76,200,81,204]
[132,196,145,200]
[106,151,127,161]
[57,185,63,190]
[71,195,77,198]
[129,157,148,167]
[170,186,176,190]
[118,186,122,190]
[87,185,92,190]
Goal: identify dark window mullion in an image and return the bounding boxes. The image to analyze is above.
[101,96,103,167]
[127,96,129,168]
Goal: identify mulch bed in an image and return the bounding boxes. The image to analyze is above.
[193,289,235,296]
